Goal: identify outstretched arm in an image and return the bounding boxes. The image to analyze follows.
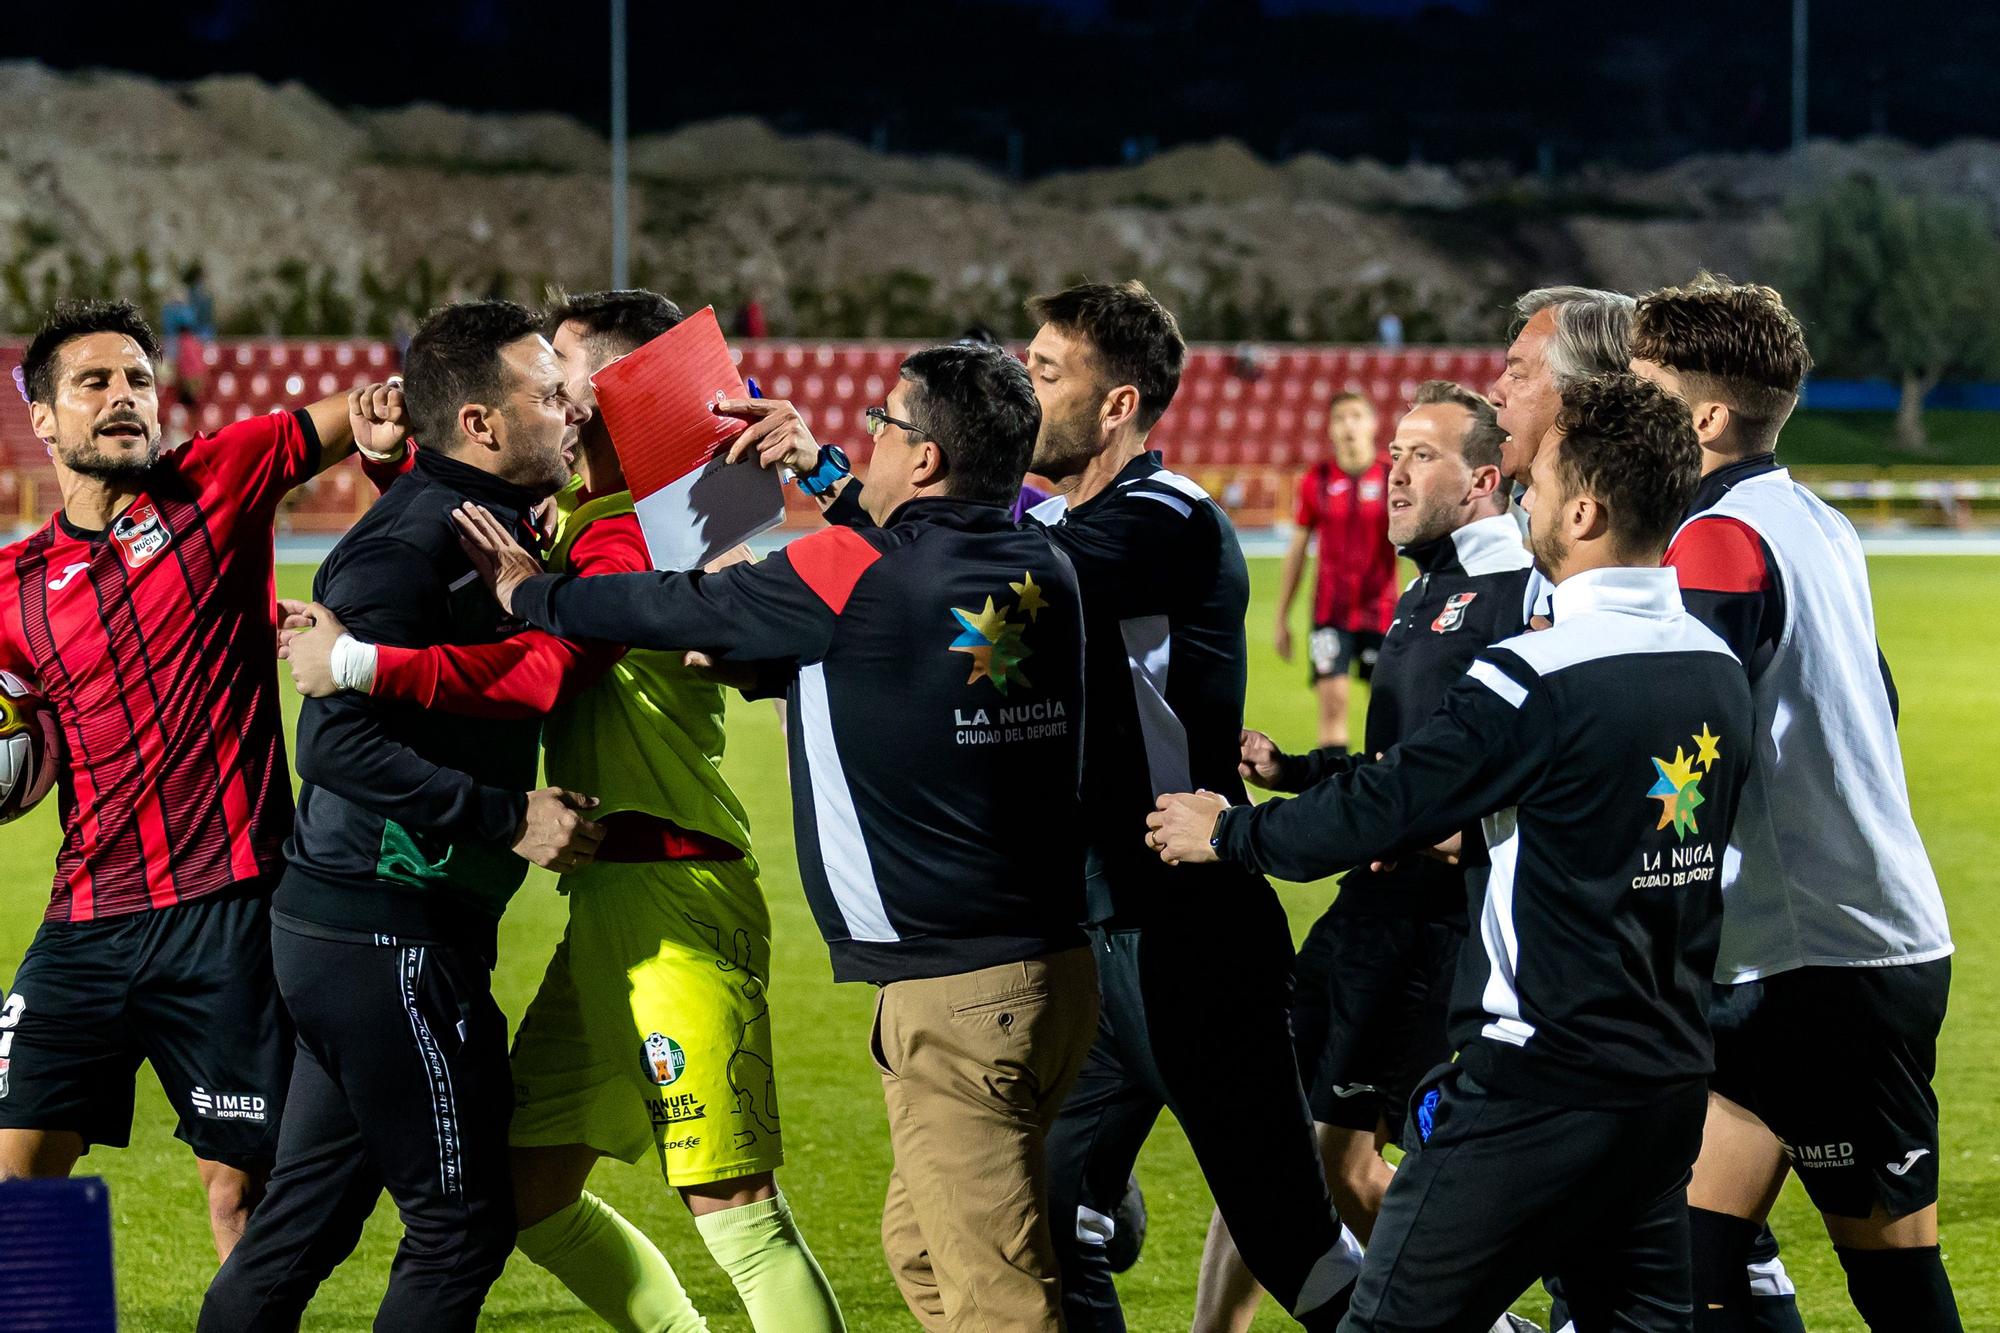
[282,598,621,719]
[1149,655,1548,882]
[1239,726,1366,793]
[280,511,652,717]
[454,502,857,667]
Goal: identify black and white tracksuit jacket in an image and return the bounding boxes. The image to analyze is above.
[511,496,1088,985]
[1271,513,1536,919]
[829,451,1265,929]
[1019,452,1269,928]
[1215,567,1755,1107]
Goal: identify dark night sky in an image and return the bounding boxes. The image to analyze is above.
[6,0,1993,174]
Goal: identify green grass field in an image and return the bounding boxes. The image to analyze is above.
[2,556,1994,1331]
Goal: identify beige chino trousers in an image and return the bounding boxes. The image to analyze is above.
[872,945,1101,1332]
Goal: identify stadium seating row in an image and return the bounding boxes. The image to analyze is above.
[0,338,1506,531]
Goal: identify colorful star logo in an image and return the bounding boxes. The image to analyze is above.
[949,575,1046,694]
[1646,726,1722,840]
[1010,573,1049,621]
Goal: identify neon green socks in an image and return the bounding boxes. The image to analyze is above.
[694,1191,846,1333]
[516,1191,709,1333]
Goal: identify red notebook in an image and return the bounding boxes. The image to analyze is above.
[589,306,750,502]
[589,307,786,570]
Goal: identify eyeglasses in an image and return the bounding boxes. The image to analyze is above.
[863,406,934,441]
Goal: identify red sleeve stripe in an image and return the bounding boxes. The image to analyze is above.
[566,511,653,576]
[1666,515,1771,594]
[788,527,881,614]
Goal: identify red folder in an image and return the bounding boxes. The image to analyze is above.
[589,306,749,502]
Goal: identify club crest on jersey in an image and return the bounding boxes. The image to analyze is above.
[109,500,171,570]
[1646,723,1725,840]
[1430,591,1478,633]
[949,572,1046,694]
[642,1032,687,1086]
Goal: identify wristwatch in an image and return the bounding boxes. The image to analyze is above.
[795,445,851,497]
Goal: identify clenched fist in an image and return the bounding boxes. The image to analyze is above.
[1238,728,1288,789]
[349,377,411,459]
[512,788,605,872]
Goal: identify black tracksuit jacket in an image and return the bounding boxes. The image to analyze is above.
[511,496,1088,985]
[1271,513,1536,919]
[1216,567,1755,1108]
[830,453,1267,930]
[279,450,543,956]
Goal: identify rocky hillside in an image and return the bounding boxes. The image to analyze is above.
[4,61,1996,342]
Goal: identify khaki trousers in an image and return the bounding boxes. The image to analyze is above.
[873,946,1101,1332]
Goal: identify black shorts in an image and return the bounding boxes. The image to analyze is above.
[0,886,290,1170]
[1308,625,1382,684]
[1709,958,1949,1220]
[1346,1066,1706,1333]
[1292,908,1461,1140]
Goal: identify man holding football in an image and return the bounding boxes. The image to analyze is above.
[0,298,410,1263]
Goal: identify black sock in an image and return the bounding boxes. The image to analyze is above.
[1690,1208,1759,1332]
[1744,1224,1804,1333]
[1835,1244,1963,1332]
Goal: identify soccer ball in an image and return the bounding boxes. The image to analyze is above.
[0,671,59,824]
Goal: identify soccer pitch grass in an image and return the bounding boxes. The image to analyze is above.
[0,555,1992,1331]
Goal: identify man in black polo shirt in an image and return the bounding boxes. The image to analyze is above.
[1192,381,1534,1330]
[1152,372,1754,1332]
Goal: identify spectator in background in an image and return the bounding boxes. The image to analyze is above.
[1377,311,1404,348]
[160,264,217,413]
[1276,391,1397,749]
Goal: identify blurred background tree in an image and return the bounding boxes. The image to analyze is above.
[1788,176,2000,453]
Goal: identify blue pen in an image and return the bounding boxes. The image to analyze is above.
[747,377,762,399]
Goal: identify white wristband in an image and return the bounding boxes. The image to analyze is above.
[355,440,406,464]
[330,633,379,694]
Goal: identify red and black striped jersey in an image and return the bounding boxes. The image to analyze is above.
[0,411,319,922]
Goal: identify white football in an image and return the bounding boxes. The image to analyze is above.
[0,669,59,823]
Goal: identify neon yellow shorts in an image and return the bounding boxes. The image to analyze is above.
[509,855,784,1186]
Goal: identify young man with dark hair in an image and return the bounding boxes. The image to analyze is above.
[1278,391,1394,748]
[1634,276,1961,1333]
[1151,371,1753,1333]
[279,288,845,1333]
[1193,381,1533,1333]
[199,300,603,1332]
[0,298,407,1267]
[1018,280,1360,1331]
[451,338,1099,1332]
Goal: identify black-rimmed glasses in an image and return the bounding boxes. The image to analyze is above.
[863,405,934,441]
